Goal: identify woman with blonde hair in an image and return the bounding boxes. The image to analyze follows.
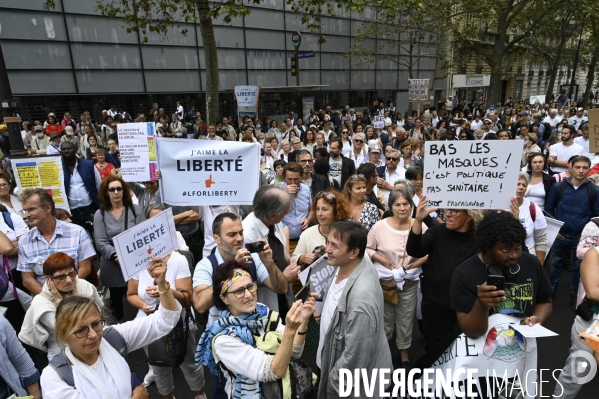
[406,196,483,350]
[343,174,379,231]
[40,259,182,399]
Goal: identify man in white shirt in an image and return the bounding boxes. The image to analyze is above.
[317,221,392,396]
[543,109,562,131]
[176,101,184,121]
[107,105,117,119]
[470,114,483,131]
[376,148,406,203]
[192,212,287,325]
[568,107,588,131]
[549,124,584,173]
[573,123,596,165]
[349,133,368,167]
[242,186,300,316]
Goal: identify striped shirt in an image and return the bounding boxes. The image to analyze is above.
[17,219,96,285]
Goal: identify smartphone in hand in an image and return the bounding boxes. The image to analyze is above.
[295,283,310,302]
[487,275,505,291]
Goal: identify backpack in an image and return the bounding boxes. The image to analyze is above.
[0,212,15,299]
[554,179,597,217]
[49,327,135,388]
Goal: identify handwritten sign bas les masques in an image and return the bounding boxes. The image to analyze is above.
[423,141,523,210]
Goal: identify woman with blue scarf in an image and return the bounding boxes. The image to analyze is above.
[196,260,315,399]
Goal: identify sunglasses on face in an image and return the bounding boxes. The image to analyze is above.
[354,140,363,143]
[108,186,124,192]
[387,157,399,161]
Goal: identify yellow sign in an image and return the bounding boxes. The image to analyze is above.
[17,166,41,188]
[38,161,60,187]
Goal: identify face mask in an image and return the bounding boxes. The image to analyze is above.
[36,133,44,139]
[256,124,261,129]
[558,128,562,133]
[89,141,97,146]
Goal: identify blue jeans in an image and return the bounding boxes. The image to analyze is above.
[549,236,581,294]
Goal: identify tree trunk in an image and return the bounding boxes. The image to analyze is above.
[197,0,219,125]
[486,14,508,106]
[582,51,597,107]
[545,36,567,100]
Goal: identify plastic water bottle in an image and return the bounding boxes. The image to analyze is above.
[144,291,157,310]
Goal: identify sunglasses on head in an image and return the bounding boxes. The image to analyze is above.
[108,186,124,192]
[316,191,336,200]
[349,174,365,180]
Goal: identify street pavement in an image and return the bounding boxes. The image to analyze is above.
[125,266,599,398]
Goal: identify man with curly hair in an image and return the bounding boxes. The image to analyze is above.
[451,211,553,339]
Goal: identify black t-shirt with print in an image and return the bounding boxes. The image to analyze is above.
[450,252,553,317]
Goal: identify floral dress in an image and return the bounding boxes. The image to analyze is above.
[349,201,380,231]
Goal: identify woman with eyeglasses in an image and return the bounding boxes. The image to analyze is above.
[367,188,428,369]
[40,258,180,399]
[94,176,145,322]
[0,172,22,216]
[406,196,483,350]
[343,174,379,231]
[19,253,103,362]
[197,260,316,399]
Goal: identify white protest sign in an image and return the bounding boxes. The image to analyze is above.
[118,122,157,182]
[156,138,260,206]
[423,141,522,209]
[545,216,564,252]
[372,115,385,129]
[415,314,538,399]
[113,208,178,280]
[409,79,429,101]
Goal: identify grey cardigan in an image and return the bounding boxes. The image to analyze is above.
[318,256,393,399]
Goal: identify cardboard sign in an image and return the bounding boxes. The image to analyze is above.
[588,108,599,153]
[409,79,429,101]
[156,138,260,206]
[11,156,70,213]
[118,122,157,182]
[423,141,523,209]
[113,208,178,280]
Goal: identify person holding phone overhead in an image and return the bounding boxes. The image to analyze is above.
[450,211,553,340]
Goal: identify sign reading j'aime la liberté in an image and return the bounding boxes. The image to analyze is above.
[113,208,178,280]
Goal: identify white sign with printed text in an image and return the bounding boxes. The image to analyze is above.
[423,141,523,209]
[156,138,260,206]
[113,208,178,280]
